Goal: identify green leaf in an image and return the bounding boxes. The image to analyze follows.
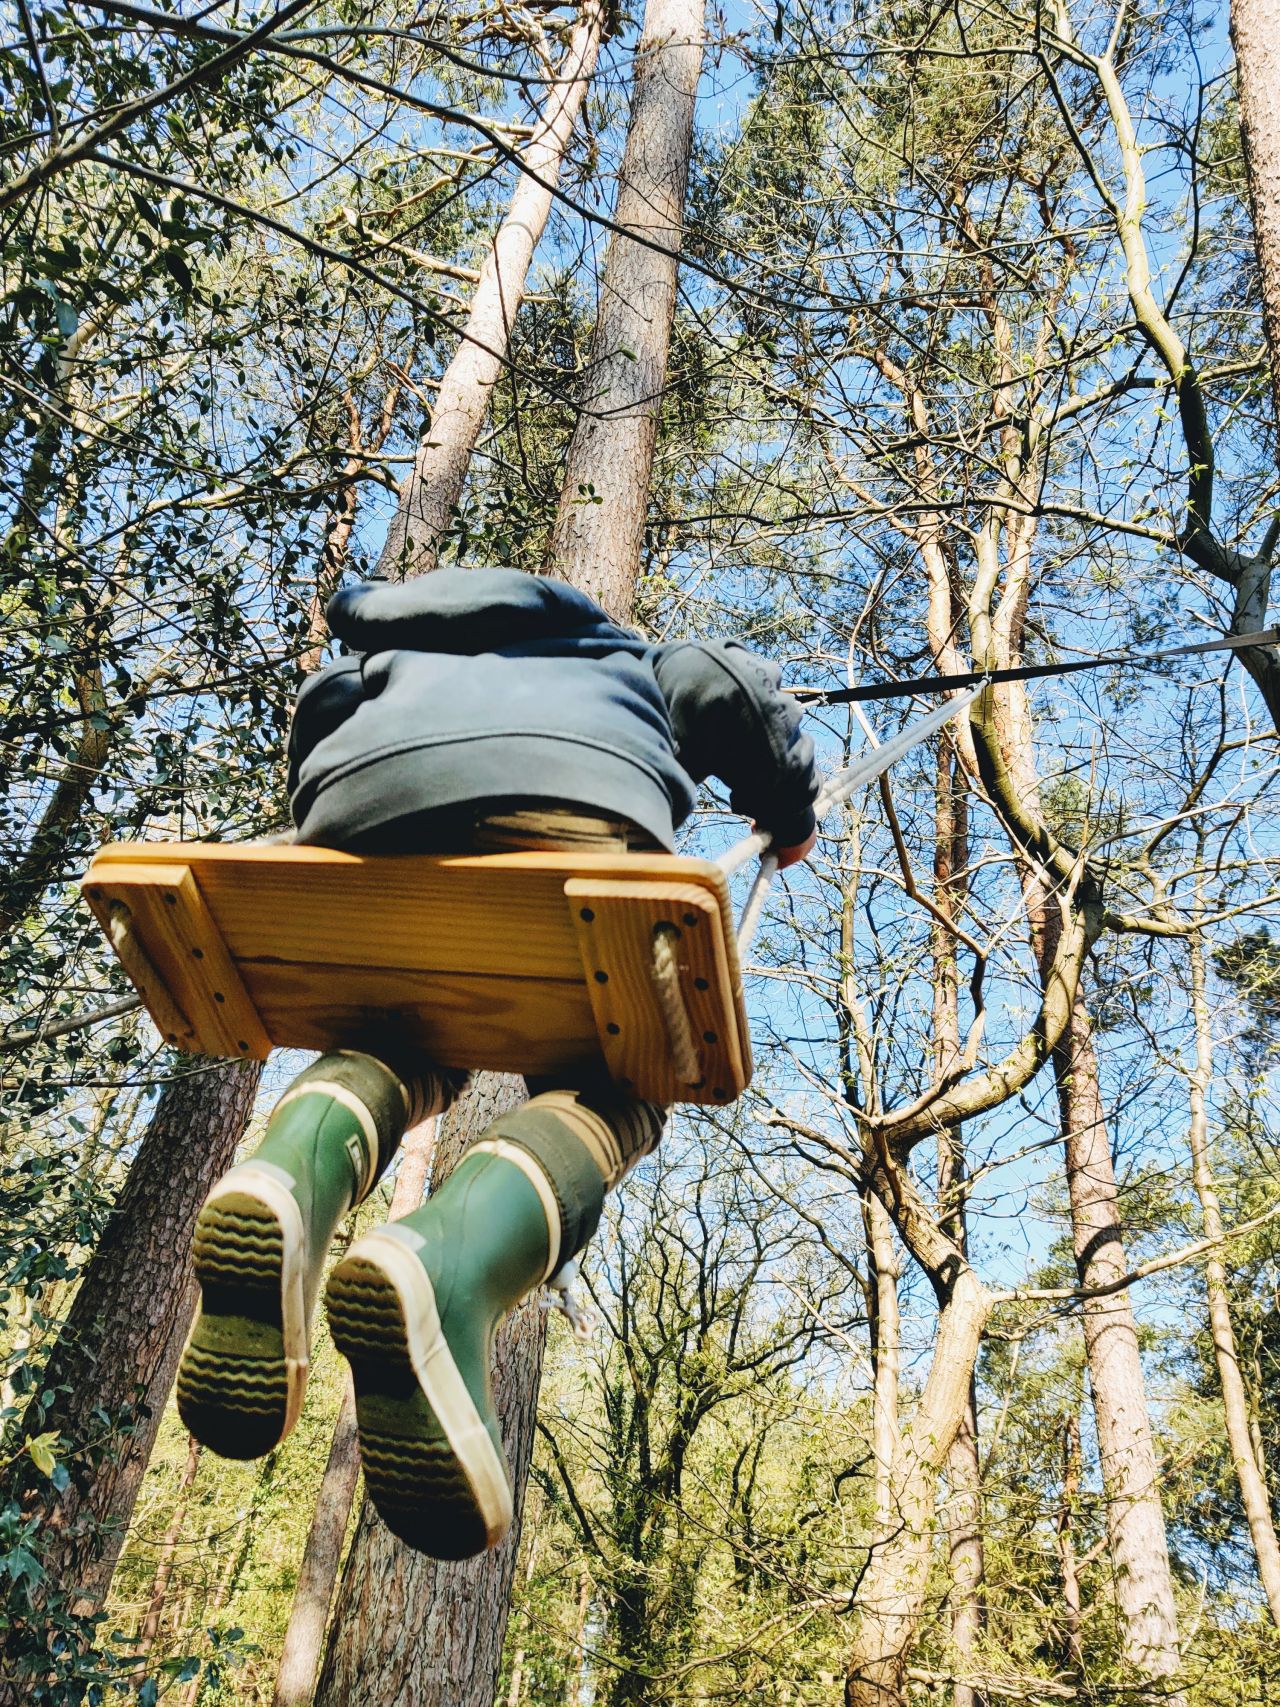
[164,249,194,293]
[27,1432,57,1476]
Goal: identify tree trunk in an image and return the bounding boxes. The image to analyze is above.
[132,1433,202,1677]
[1232,0,1280,441]
[318,1,703,1698]
[15,1059,260,1641]
[1054,1414,1086,1679]
[378,3,607,577]
[273,1120,437,1707]
[931,739,985,1703]
[1187,927,1280,1622]
[280,23,611,1693]
[547,0,706,619]
[1056,996,1184,1694]
[845,1270,990,1707]
[316,1077,540,1707]
[864,1190,901,1535]
[946,1388,984,1707]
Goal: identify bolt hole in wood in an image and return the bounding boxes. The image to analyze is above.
[607,1023,621,1035]
[682,913,698,927]
[579,907,595,922]
[594,970,609,984]
[703,1031,717,1044]
[213,992,225,1004]
[694,977,709,991]
[164,894,176,905]
[191,947,204,959]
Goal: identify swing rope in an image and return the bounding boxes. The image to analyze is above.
[788,626,1280,707]
[722,685,984,956]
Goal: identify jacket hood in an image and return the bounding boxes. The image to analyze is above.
[326,568,636,657]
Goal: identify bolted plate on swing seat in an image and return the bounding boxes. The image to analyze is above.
[80,841,753,1106]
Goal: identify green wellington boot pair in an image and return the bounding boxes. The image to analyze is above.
[176,1053,609,1559]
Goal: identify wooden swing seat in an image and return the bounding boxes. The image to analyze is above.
[81,842,752,1106]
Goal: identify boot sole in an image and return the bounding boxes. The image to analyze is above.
[176,1168,309,1459]
[326,1230,512,1559]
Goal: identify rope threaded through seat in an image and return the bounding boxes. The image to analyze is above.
[650,926,701,1086]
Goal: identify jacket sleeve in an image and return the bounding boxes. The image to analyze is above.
[653,641,818,847]
[286,654,364,801]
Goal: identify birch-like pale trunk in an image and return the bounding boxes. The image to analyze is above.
[1054,1415,1086,1677]
[131,1434,202,1677]
[845,1271,991,1707]
[272,1119,437,1706]
[1056,994,1184,1693]
[1231,0,1280,442]
[378,3,607,576]
[931,741,985,1703]
[1186,925,1280,1622]
[864,1191,902,1535]
[316,4,704,1698]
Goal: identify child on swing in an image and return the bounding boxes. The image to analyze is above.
[177,568,818,1560]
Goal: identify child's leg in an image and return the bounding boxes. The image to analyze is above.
[178,1051,461,1459]
[326,1085,665,1558]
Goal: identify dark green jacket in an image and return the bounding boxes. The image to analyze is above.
[287,570,817,853]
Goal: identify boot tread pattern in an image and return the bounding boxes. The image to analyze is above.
[327,1256,490,1560]
[177,1194,289,1459]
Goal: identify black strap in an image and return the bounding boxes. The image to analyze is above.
[788,628,1280,706]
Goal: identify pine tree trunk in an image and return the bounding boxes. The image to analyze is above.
[318,3,703,1697]
[314,1076,538,1707]
[547,0,706,619]
[278,23,606,1695]
[16,1059,260,1639]
[1056,997,1184,1694]
[1187,927,1280,1622]
[1232,0,1280,440]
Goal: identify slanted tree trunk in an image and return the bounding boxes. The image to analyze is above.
[273,1121,437,1707]
[1186,923,1280,1622]
[982,561,1182,1693]
[1232,0,1280,438]
[317,2,704,1698]
[845,1270,990,1707]
[1054,1414,1086,1678]
[131,1433,202,1678]
[13,1058,260,1654]
[380,3,607,577]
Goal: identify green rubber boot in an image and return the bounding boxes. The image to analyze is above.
[177,1053,413,1460]
[326,1110,611,1559]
